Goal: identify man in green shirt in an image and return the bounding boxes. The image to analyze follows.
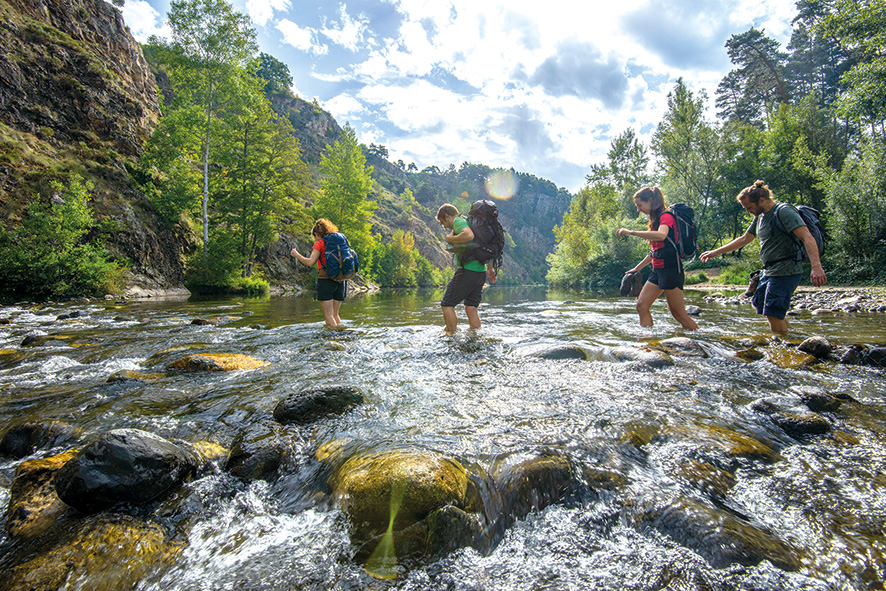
[700,180,826,333]
[436,203,497,335]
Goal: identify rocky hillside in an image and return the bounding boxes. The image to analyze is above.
[0,0,574,296]
[0,0,189,295]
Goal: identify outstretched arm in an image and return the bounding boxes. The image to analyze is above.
[291,247,321,267]
[700,232,755,262]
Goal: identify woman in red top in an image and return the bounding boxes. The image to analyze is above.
[290,218,345,328]
[616,187,698,330]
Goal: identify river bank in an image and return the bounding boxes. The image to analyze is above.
[690,282,886,314]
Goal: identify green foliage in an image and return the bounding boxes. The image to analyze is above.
[546,184,646,288]
[315,124,377,257]
[184,229,243,291]
[369,230,444,287]
[685,272,708,285]
[234,274,270,297]
[0,175,127,301]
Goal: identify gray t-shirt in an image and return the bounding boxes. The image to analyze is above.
[748,203,806,277]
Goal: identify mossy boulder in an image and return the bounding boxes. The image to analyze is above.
[735,348,765,362]
[6,450,78,539]
[610,346,674,368]
[797,335,833,359]
[0,514,179,591]
[54,429,200,513]
[325,448,470,536]
[751,398,831,438]
[673,459,736,498]
[666,423,781,465]
[766,349,818,369]
[166,353,269,372]
[533,344,588,361]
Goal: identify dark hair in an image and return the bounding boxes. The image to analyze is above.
[737,180,772,204]
[633,186,667,231]
[312,218,338,237]
[436,203,459,221]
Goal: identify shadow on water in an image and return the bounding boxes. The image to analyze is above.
[0,287,885,589]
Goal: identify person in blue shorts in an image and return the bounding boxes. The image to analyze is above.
[700,180,826,333]
[436,203,497,335]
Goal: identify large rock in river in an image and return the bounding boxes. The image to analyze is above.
[54,429,199,513]
[0,421,81,458]
[6,450,78,539]
[273,385,364,425]
[325,448,470,536]
[166,353,269,371]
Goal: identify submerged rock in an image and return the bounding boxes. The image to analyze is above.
[534,344,588,361]
[636,496,801,571]
[750,398,831,438]
[766,349,818,370]
[54,429,200,513]
[273,385,364,425]
[6,450,78,539]
[0,513,179,591]
[492,451,579,521]
[735,348,765,362]
[166,353,269,371]
[655,337,708,358]
[864,347,886,367]
[0,421,82,458]
[610,346,674,368]
[224,422,291,481]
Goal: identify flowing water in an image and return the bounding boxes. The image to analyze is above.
[1,287,886,590]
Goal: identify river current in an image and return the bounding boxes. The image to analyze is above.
[1,286,885,590]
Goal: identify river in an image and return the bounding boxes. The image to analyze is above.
[1,286,885,590]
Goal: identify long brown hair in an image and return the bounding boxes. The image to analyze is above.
[312,218,338,238]
[737,180,772,205]
[634,186,667,230]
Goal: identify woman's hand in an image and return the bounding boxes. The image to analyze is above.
[616,228,633,237]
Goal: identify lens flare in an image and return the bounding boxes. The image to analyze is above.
[485,170,518,200]
[365,474,408,580]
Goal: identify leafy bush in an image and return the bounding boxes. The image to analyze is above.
[235,274,270,297]
[714,263,757,286]
[0,175,127,301]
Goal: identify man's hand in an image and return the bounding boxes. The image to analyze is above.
[487,268,497,284]
[811,265,827,287]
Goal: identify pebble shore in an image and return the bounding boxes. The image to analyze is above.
[693,284,886,315]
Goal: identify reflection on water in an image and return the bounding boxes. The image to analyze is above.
[1,287,885,590]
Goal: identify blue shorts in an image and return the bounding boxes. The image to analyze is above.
[752,274,801,319]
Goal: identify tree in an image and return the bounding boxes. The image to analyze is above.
[717,29,789,125]
[587,128,651,215]
[0,175,126,300]
[213,81,311,277]
[315,124,377,256]
[256,52,293,96]
[151,0,258,256]
[651,79,721,229]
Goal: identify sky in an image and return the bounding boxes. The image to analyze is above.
[121,0,798,193]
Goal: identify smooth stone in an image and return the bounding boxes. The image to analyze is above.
[166,353,269,371]
[273,385,364,425]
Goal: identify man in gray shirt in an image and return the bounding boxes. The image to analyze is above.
[700,180,826,333]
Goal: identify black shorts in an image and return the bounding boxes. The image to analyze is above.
[317,277,346,301]
[648,264,684,291]
[441,269,486,308]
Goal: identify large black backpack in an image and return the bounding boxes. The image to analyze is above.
[322,232,359,281]
[664,203,698,261]
[458,200,505,269]
[772,203,826,262]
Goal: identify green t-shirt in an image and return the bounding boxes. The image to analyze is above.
[749,203,805,277]
[452,216,487,272]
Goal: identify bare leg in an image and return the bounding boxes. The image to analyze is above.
[663,288,699,330]
[320,300,338,328]
[766,315,789,333]
[465,306,481,329]
[442,306,458,335]
[331,299,342,326]
[635,281,663,327]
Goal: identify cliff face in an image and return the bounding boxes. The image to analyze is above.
[0,0,190,295]
[0,0,159,156]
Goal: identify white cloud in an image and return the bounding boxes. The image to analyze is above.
[120,0,169,42]
[320,4,371,51]
[277,19,328,55]
[245,0,291,28]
